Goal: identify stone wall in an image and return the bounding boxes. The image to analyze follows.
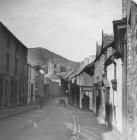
[127,1,137,140]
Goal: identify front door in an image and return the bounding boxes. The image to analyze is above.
[0,78,3,107]
[96,89,101,116]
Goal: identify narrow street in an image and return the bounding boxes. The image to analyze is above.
[0,99,73,140]
[1,0,137,139]
[0,98,110,140]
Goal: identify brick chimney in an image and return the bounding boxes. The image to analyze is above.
[122,0,128,18]
[84,58,89,66]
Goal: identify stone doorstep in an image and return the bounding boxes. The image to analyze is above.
[97,116,106,125]
[0,105,39,120]
[102,130,121,140]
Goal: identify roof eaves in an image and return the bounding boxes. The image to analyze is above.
[71,66,85,78]
[104,53,115,66]
[102,41,114,53]
[0,21,28,49]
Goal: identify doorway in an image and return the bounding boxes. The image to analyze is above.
[96,89,101,116]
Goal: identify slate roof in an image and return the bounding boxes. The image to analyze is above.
[71,62,94,78]
[102,34,114,49]
[95,34,114,61]
[0,22,28,49]
[96,43,101,57]
[59,72,68,79]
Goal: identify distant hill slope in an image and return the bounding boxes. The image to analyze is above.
[28,47,80,71]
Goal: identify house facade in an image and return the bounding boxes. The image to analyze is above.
[112,18,127,136]
[0,22,28,107]
[35,65,44,101]
[70,63,94,110]
[126,0,137,139]
[103,1,137,139]
[93,34,113,125]
[27,61,37,105]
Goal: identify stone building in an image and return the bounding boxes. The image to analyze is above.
[112,18,127,138]
[104,43,115,127]
[102,18,127,140]
[27,61,37,105]
[48,60,61,75]
[126,0,137,139]
[103,1,137,140]
[34,65,44,100]
[93,33,113,125]
[0,22,28,107]
[70,63,94,110]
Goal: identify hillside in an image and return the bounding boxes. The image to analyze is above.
[28,47,80,71]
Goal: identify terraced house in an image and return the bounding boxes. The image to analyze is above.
[0,22,28,107]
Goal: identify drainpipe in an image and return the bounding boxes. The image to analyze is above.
[113,62,116,125]
[79,87,82,109]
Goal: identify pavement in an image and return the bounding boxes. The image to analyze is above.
[0,104,39,120]
[68,106,112,140]
[101,130,121,140]
[67,106,121,140]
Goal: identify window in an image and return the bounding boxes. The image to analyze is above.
[7,35,10,48]
[15,58,18,73]
[0,78,3,105]
[5,81,8,97]
[6,53,9,70]
[16,43,19,54]
[54,64,57,69]
[23,49,26,57]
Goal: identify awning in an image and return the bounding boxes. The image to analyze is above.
[102,78,110,88]
[93,81,102,87]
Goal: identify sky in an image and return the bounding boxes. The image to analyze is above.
[0,0,122,62]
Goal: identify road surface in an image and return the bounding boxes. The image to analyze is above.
[0,99,75,140]
[0,97,108,140]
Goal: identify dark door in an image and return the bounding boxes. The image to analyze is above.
[15,81,18,104]
[0,78,3,106]
[96,89,101,116]
[82,93,90,110]
[31,84,33,102]
[4,81,8,106]
[10,78,15,105]
[105,88,112,126]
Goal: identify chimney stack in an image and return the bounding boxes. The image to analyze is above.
[84,58,89,66]
[122,0,128,18]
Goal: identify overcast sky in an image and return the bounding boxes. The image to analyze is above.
[0,0,121,62]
